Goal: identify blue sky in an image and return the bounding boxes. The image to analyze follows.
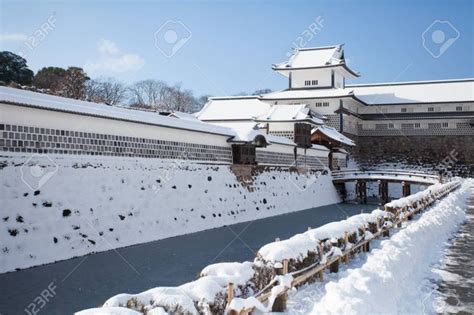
[1,0,472,97]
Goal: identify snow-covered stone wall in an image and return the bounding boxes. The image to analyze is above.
[0,153,340,273]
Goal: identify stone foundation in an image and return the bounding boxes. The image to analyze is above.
[348,135,473,177]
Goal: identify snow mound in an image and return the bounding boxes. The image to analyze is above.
[306,179,470,315]
[76,307,144,315]
[257,209,390,263]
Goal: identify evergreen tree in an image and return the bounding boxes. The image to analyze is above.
[0,51,34,85]
[33,67,67,92]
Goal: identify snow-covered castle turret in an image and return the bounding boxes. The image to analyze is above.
[272,44,359,89]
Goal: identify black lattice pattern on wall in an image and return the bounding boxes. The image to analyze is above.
[0,124,233,163]
[268,131,294,140]
[297,155,328,169]
[325,114,341,131]
[256,150,295,166]
[358,122,474,136]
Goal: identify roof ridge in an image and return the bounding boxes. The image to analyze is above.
[347,78,474,87]
[296,44,343,51]
[208,95,261,100]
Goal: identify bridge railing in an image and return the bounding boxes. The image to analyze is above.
[332,169,440,181]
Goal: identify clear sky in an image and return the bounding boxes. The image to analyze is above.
[1,0,472,97]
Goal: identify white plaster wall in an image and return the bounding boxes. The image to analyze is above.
[307,99,340,115]
[268,122,295,132]
[334,71,344,89]
[306,147,329,158]
[0,104,231,146]
[291,69,332,88]
[258,143,294,155]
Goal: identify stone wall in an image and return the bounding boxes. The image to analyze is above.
[0,153,340,273]
[349,135,473,177]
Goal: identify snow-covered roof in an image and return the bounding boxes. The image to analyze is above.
[312,125,356,146]
[272,45,359,77]
[261,88,357,101]
[0,86,235,136]
[349,79,474,105]
[167,111,200,122]
[196,96,271,121]
[275,45,343,68]
[255,104,324,125]
[214,121,296,146]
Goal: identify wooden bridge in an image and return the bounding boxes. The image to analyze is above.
[332,169,441,204]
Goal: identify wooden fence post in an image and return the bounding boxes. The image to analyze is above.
[343,232,349,263]
[382,218,390,237]
[329,257,340,273]
[329,239,340,273]
[272,259,288,312]
[363,225,370,252]
[375,220,380,239]
[227,282,237,315]
[318,242,324,281]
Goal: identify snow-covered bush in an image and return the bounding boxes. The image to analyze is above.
[255,209,392,272]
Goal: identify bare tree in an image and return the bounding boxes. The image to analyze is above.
[85,80,103,103]
[194,95,211,112]
[86,78,127,105]
[163,84,195,113]
[128,79,169,109]
[63,67,89,100]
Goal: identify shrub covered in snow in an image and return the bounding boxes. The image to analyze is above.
[255,209,393,272]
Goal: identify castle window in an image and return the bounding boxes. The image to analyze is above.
[414,123,421,128]
[401,108,407,113]
[311,80,318,85]
[304,80,311,86]
[315,102,329,107]
[442,122,449,128]
[456,106,463,111]
[388,123,395,129]
[427,107,434,112]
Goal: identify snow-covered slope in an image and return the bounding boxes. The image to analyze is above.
[287,179,471,314]
[0,153,340,273]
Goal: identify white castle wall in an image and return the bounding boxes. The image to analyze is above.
[0,153,340,273]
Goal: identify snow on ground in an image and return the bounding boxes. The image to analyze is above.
[286,179,471,315]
